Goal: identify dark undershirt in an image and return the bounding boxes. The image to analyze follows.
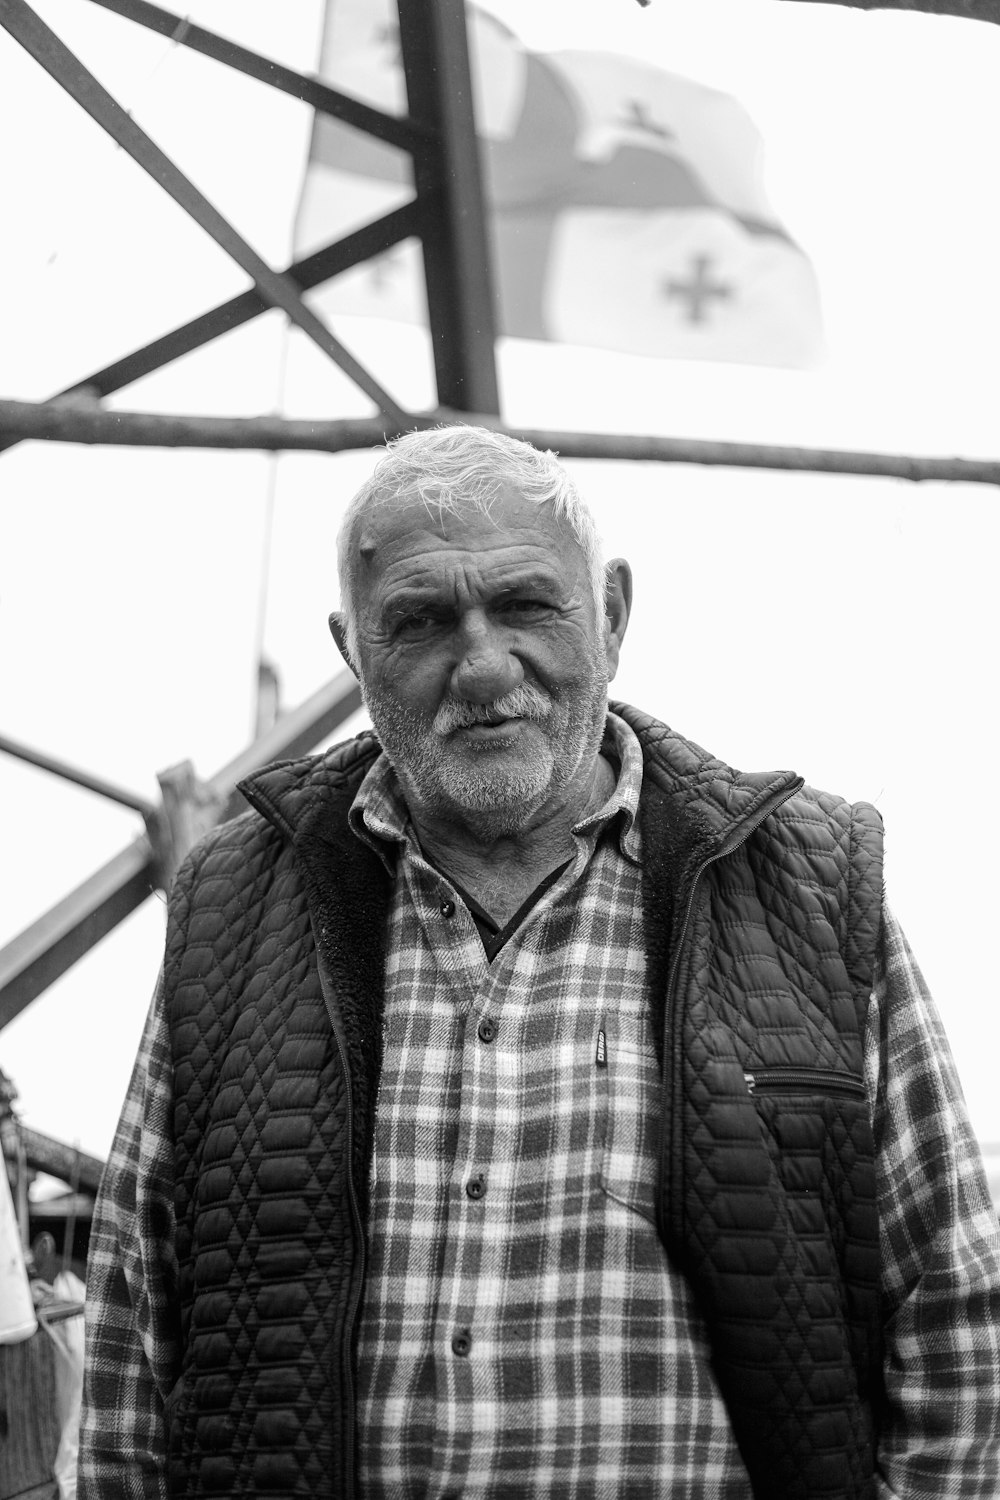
[437,862,571,962]
[423,746,621,963]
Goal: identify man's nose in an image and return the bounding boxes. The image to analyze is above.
[451,613,523,703]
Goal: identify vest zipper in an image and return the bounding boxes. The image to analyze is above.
[744,1066,866,1099]
[657,775,804,1243]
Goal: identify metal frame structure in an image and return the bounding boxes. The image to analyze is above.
[0,0,504,1209]
[0,673,362,1030]
[0,0,499,1035]
[1,0,999,1183]
[0,0,500,426]
[2,0,997,475]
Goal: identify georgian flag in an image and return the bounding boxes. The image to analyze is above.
[296,1,823,368]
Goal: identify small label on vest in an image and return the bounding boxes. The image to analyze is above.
[595,1028,607,1067]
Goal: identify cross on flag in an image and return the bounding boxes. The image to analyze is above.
[296,1,824,368]
[666,256,733,324]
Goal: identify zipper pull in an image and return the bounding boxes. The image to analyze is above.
[743,1071,756,1095]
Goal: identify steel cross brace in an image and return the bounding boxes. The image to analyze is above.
[0,671,362,1030]
[85,0,437,158]
[0,0,499,427]
[84,0,501,412]
[0,733,156,816]
[0,0,409,424]
[0,0,499,1024]
[0,204,427,457]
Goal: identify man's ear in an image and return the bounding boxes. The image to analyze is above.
[328,612,358,677]
[602,559,632,683]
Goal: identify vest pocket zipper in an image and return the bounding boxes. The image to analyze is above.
[744,1066,866,1100]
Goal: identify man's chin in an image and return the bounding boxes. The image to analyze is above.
[365,684,605,831]
[435,754,555,818]
[414,732,553,822]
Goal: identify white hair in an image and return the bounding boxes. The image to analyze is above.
[336,425,606,667]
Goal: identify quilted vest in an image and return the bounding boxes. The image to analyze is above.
[617,704,883,1500]
[162,706,883,1499]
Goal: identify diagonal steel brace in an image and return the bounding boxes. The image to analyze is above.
[0,0,410,425]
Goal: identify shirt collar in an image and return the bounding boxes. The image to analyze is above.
[348,709,644,868]
[573,710,643,863]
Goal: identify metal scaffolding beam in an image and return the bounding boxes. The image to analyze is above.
[0,734,156,817]
[0,0,410,425]
[787,0,999,20]
[0,0,500,1029]
[2,398,998,486]
[86,0,436,156]
[0,204,426,456]
[0,672,362,1029]
[398,0,501,412]
[0,0,499,430]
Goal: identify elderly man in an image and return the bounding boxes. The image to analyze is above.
[80,426,1000,1499]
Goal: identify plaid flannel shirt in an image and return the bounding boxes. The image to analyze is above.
[79,715,1000,1498]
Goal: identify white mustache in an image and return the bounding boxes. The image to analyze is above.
[433,683,552,735]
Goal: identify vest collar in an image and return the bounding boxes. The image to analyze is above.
[612,701,804,882]
[238,703,803,878]
[237,731,382,855]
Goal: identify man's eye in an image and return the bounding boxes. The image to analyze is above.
[499,599,552,620]
[396,614,438,637]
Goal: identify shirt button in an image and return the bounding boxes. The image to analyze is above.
[465,1173,486,1201]
[451,1328,472,1357]
[440,899,456,918]
[477,1017,497,1043]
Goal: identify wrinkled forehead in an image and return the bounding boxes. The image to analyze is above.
[350,485,586,590]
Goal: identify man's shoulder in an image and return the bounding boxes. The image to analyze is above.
[613,700,882,907]
[238,729,382,818]
[614,700,803,829]
[176,730,383,880]
[236,729,382,837]
[613,699,879,823]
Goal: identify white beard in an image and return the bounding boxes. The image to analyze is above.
[361,668,608,836]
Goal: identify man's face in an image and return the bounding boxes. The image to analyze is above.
[349,484,621,835]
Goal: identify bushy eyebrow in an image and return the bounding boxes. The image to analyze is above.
[379,596,442,625]
[379,569,567,622]
[491,572,564,597]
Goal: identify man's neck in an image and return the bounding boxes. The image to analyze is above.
[410,753,616,926]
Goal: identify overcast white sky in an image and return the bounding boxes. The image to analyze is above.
[2,0,999,1161]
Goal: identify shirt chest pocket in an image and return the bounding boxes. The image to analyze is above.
[598,1010,661,1227]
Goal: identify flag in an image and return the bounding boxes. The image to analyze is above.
[296,1,823,368]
